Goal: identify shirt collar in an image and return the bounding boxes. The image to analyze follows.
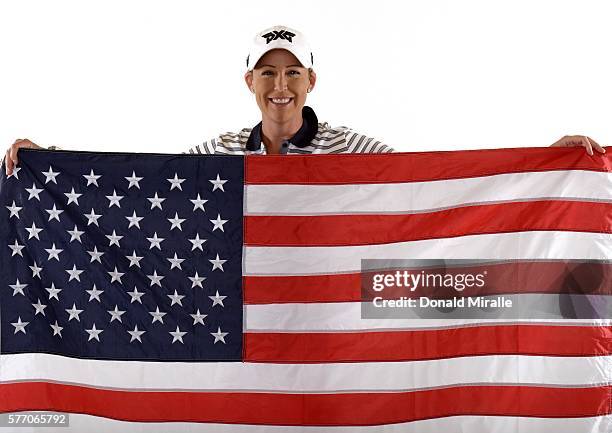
[246,106,319,152]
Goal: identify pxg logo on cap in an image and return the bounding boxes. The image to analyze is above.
[261,30,296,44]
[246,25,313,71]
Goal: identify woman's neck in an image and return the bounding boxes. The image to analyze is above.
[260,115,303,154]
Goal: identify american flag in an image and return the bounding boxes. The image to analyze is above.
[0,147,610,432]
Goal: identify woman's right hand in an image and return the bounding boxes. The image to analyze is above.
[4,138,42,176]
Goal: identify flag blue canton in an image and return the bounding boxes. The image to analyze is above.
[0,150,244,361]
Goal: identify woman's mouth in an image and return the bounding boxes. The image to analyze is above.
[269,97,293,106]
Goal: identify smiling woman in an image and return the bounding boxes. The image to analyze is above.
[186,25,395,155]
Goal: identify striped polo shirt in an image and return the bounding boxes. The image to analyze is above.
[186,106,394,155]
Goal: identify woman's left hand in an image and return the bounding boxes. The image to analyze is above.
[551,135,606,155]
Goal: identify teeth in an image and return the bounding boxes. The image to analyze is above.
[271,98,291,104]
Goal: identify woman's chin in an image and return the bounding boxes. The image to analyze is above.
[265,106,299,122]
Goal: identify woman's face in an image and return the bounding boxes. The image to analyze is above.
[245,49,316,124]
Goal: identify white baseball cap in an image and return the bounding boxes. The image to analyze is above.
[246,25,313,71]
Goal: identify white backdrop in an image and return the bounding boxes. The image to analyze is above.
[1,0,610,154]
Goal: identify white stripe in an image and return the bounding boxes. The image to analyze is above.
[245,170,612,215]
[244,231,612,275]
[246,301,612,331]
[10,413,612,433]
[1,353,609,392]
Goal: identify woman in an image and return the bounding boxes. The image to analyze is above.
[3,25,606,172]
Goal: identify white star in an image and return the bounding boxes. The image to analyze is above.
[11,317,29,334]
[66,264,84,282]
[106,189,124,208]
[209,174,227,192]
[83,169,101,186]
[26,222,43,240]
[126,250,143,268]
[107,305,126,323]
[125,171,143,189]
[8,240,25,257]
[210,214,228,232]
[167,212,186,231]
[67,225,84,243]
[42,166,60,184]
[188,271,206,289]
[64,187,82,205]
[106,230,123,247]
[25,183,43,201]
[87,246,105,263]
[167,289,185,306]
[86,284,104,302]
[149,306,166,324]
[188,233,207,251]
[45,204,64,222]
[128,325,146,343]
[84,208,102,226]
[106,266,125,284]
[6,201,22,219]
[32,299,47,316]
[167,253,185,270]
[107,266,125,284]
[147,192,165,210]
[209,290,227,307]
[147,270,165,287]
[190,193,208,212]
[29,261,43,279]
[45,282,62,300]
[85,323,103,342]
[209,253,227,272]
[126,210,144,229]
[50,320,63,337]
[147,232,164,250]
[9,279,27,296]
[169,326,187,344]
[211,326,228,344]
[167,173,186,191]
[66,303,84,322]
[7,166,21,179]
[45,243,63,261]
[190,309,208,326]
[127,286,145,304]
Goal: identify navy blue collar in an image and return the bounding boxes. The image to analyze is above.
[246,106,319,152]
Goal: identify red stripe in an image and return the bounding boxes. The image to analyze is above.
[0,382,608,425]
[245,273,362,304]
[245,261,612,304]
[244,325,612,362]
[246,147,611,185]
[244,200,612,246]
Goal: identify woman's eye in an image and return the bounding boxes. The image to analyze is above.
[261,71,273,76]
[288,70,300,76]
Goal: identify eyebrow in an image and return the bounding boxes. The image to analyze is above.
[259,64,303,68]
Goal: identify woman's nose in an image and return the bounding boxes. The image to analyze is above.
[274,74,288,91]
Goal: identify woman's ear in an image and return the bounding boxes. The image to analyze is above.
[245,71,254,93]
[308,69,317,92]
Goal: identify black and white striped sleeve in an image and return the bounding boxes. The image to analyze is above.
[184,138,218,154]
[344,130,395,153]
